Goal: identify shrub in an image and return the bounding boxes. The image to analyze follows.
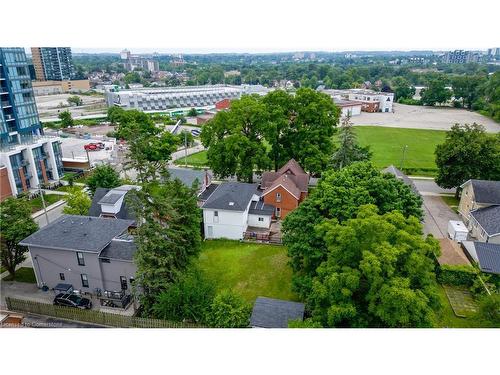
[475,294,500,326]
[437,264,478,287]
[398,98,421,105]
[152,270,215,324]
[206,290,252,328]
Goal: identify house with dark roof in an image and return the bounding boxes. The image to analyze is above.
[260,159,309,219]
[250,297,305,328]
[382,165,419,195]
[458,179,500,224]
[201,182,275,240]
[19,215,137,308]
[462,241,500,275]
[458,179,500,243]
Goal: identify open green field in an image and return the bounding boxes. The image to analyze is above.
[197,240,297,303]
[176,127,446,175]
[174,150,208,167]
[355,126,446,174]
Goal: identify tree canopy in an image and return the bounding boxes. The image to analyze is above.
[0,198,38,279]
[282,162,423,298]
[331,114,372,169]
[63,188,92,215]
[307,205,440,327]
[86,164,121,195]
[201,88,340,180]
[420,77,452,106]
[435,123,500,191]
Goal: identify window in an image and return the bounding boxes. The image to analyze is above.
[120,276,128,290]
[59,273,65,281]
[214,210,219,223]
[76,252,85,266]
[276,207,281,218]
[258,217,264,222]
[81,274,89,288]
[276,192,282,202]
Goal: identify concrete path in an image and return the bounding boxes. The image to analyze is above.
[410,178,456,195]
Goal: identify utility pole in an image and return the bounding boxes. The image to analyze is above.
[184,131,188,167]
[400,145,408,170]
[39,184,50,225]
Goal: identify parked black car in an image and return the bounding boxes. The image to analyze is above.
[53,293,92,309]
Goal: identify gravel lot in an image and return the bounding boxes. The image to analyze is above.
[351,103,500,133]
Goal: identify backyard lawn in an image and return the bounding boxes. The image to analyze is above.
[197,240,297,303]
[174,150,208,167]
[29,193,65,213]
[433,285,485,328]
[2,267,37,283]
[355,126,446,174]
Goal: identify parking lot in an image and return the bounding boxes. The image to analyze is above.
[351,103,500,133]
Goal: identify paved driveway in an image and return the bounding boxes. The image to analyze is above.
[411,178,456,195]
[421,195,460,238]
[351,103,500,133]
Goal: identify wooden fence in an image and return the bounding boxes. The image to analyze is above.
[5,297,203,328]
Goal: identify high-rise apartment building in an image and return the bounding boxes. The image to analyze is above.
[443,50,480,64]
[31,47,75,81]
[0,48,64,200]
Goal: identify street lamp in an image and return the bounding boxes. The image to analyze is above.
[400,145,408,171]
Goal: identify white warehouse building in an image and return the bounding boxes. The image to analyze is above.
[105,85,270,112]
[321,88,394,113]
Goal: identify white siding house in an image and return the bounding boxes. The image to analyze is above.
[201,183,274,240]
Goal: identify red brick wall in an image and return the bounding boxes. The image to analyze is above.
[0,167,13,201]
[361,101,379,113]
[263,186,299,219]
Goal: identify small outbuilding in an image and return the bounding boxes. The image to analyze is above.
[447,220,468,242]
[250,297,305,328]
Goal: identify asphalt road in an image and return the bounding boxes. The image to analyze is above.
[410,179,456,195]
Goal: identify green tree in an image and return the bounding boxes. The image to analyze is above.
[331,114,372,169]
[178,130,195,148]
[435,123,500,192]
[63,188,91,215]
[58,110,74,127]
[451,75,486,109]
[283,88,339,174]
[86,164,121,195]
[282,162,423,298]
[206,290,252,328]
[152,269,215,323]
[307,205,440,327]
[67,95,83,106]
[201,95,271,182]
[0,198,38,279]
[124,71,142,84]
[475,294,500,326]
[129,178,202,313]
[187,108,198,117]
[392,77,416,101]
[420,77,452,106]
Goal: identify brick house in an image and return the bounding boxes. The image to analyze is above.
[260,159,309,219]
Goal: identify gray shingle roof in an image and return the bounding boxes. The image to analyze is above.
[168,168,205,188]
[19,215,133,253]
[382,165,419,194]
[99,239,137,261]
[198,183,219,201]
[469,180,500,204]
[202,182,259,211]
[474,242,500,274]
[470,205,500,236]
[248,200,275,216]
[89,188,136,221]
[250,297,305,328]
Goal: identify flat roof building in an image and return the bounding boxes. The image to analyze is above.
[105,85,269,112]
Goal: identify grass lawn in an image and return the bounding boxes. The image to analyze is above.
[29,193,65,213]
[174,150,208,168]
[56,185,83,193]
[441,195,460,213]
[2,267,37,283]
[355,126,446,175]
[433,285,485,328]
[197,240,297,303]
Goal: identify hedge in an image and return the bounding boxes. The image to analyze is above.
[437,264,478,287]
